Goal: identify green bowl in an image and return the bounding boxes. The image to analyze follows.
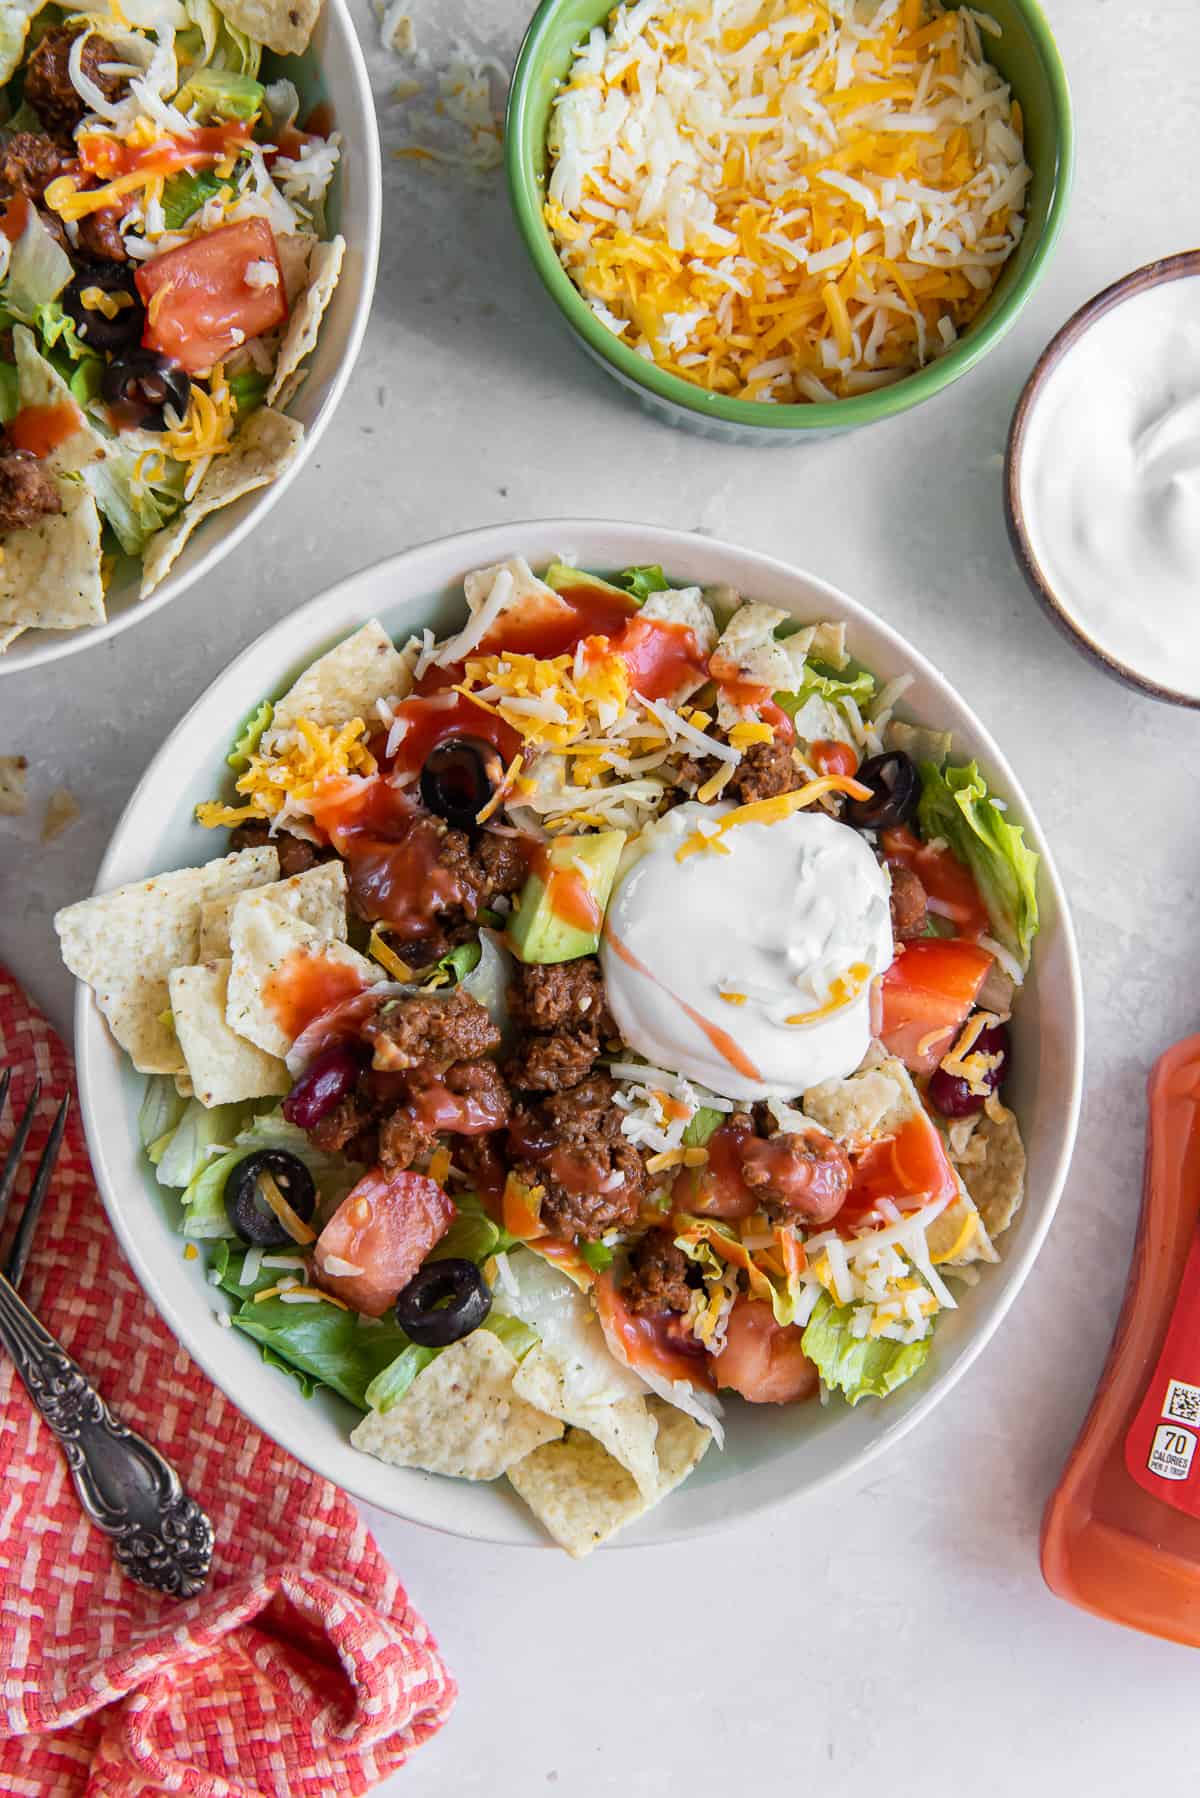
[506,0,1074,442]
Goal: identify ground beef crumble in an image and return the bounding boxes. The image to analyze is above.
[505,957,611,1094]
[887,861,928,940]
[0,132,75,204]
[229,820,331,879]
[726,739,806,804]
[621,1230,696,1316]
[24,27,128,138]
[508,1073,647,1241]
[364,988,501,1074]
[0,443,61,534]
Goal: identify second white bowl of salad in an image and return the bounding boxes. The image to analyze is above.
[63,520,1083,1553]
[0,0,380,674]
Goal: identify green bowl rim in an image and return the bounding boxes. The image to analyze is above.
[505,0,1075,432]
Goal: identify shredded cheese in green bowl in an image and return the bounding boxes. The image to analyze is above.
[506,0,1073,440]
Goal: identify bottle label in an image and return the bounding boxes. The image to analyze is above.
[1126,1221,1200,1512]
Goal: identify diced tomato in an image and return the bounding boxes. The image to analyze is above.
[882,824,990,939]
[713,1299,818,1404]
[878,937,993,1071]
[594,1269,716,1388]
[672,1118,758,1220]
[839,1114,959,1229]
[136,218,287,376]
[811,738,858,778]
[313,1169,453,1317]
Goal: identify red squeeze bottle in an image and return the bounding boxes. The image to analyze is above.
[1042,1036,1200,1645]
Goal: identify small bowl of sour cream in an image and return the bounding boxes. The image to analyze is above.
[1006,252,1200,706]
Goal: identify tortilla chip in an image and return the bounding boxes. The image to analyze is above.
[0,1,43,83]
[216,0,322,55]
[54,847,279,1073]
[926,1185,999,1267]
[350,1332,563,1480]
[168,959,290,1108]
[0,625,25,654]
[276,231,318,307]
[267,619,414,741]
[959,1107,1026,1238]
[12,327,106,478]
[0,756,28,816]
[0,483,105,632]
[140,408,304,598]
[199,859,347,959]
[512,1346,661,1500]
[803,1058,918,1142]
[175,1074,194,1098]
[508,1397,711,1558]
[268,235,346,407]
[225,897,385,1059]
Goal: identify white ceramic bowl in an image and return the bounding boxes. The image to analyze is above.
[1,0,381,678]
[76,520,1084,1548]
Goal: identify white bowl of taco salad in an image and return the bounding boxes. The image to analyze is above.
[0,0,380,673]
[61,521,1082,1554]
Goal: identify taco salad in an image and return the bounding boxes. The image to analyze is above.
[56,557,1040,1554]
[0,0,343,652]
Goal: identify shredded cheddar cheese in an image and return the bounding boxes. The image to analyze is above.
[675,774,871,860]
[546,0,1029,402]
[195,716,377,829]
[161,365,236,466]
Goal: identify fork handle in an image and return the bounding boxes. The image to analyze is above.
[0,1271,214,1598]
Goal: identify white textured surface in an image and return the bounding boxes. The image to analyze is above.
[2,0,1199,1788]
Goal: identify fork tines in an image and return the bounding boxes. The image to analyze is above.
[0,1074,70,1293]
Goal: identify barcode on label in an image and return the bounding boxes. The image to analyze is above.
[1164,1379,1200,1426]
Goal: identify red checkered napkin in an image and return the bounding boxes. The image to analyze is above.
[0,966,455,1797]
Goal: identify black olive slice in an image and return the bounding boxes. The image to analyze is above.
[224,1150,317,1248]
[844,750,920,831]
[395,1258,491,1346]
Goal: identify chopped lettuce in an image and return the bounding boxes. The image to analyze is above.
[181,1148,243,1239]
[139,1075,189,1155]
[682,1105,723,1148]
[579,1239,614,1272]
[34,301,91,365]
[435,940,482,984]
[430,1191,519,1264]
[233,1301,412,1408]
[83,435,189,557]
[364,1313,540,1414]
[227,699,273,770]
[2,206,73,321]
[155,1099,254,1189]
[161,167,225,231]
[0,362,17,425]
[70,357,105,411]
[617,564,671,602]
[801,1292,932,1405]
[773,660,877,717]
[917,760,1040,964]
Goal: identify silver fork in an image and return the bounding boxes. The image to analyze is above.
[0,1070,214,1599]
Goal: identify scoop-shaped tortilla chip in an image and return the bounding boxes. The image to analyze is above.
[512,1344,661,1501]
[168,959,290,1107]
[266,619,415,742]
[508,1397,711,1558]
[350,1331,563,1481]
[55,847,279,1073]
[959,1107,1026,1238]
[803,1057,920,1142]
[140,407,304,598]
[11,327,106,478]
[268,235,346,407]
[215,0,322,55]
[226,896,385,1059]
[0,481,105,632]
[199,859,346,959]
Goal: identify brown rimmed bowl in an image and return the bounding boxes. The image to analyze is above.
[1004,250,1200,709]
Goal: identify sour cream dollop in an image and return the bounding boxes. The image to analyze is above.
[600,801,893,1102]
[1019,273,1200,698]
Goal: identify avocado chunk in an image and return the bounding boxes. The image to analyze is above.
[543,563,629,601]
[175,70,265,121]
[507,831,626,964]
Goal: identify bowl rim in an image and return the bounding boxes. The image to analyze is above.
[0,0,383,680]
[75,518,1085,1546]
[1004,249,1200,710]
[505,0,1075,433]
